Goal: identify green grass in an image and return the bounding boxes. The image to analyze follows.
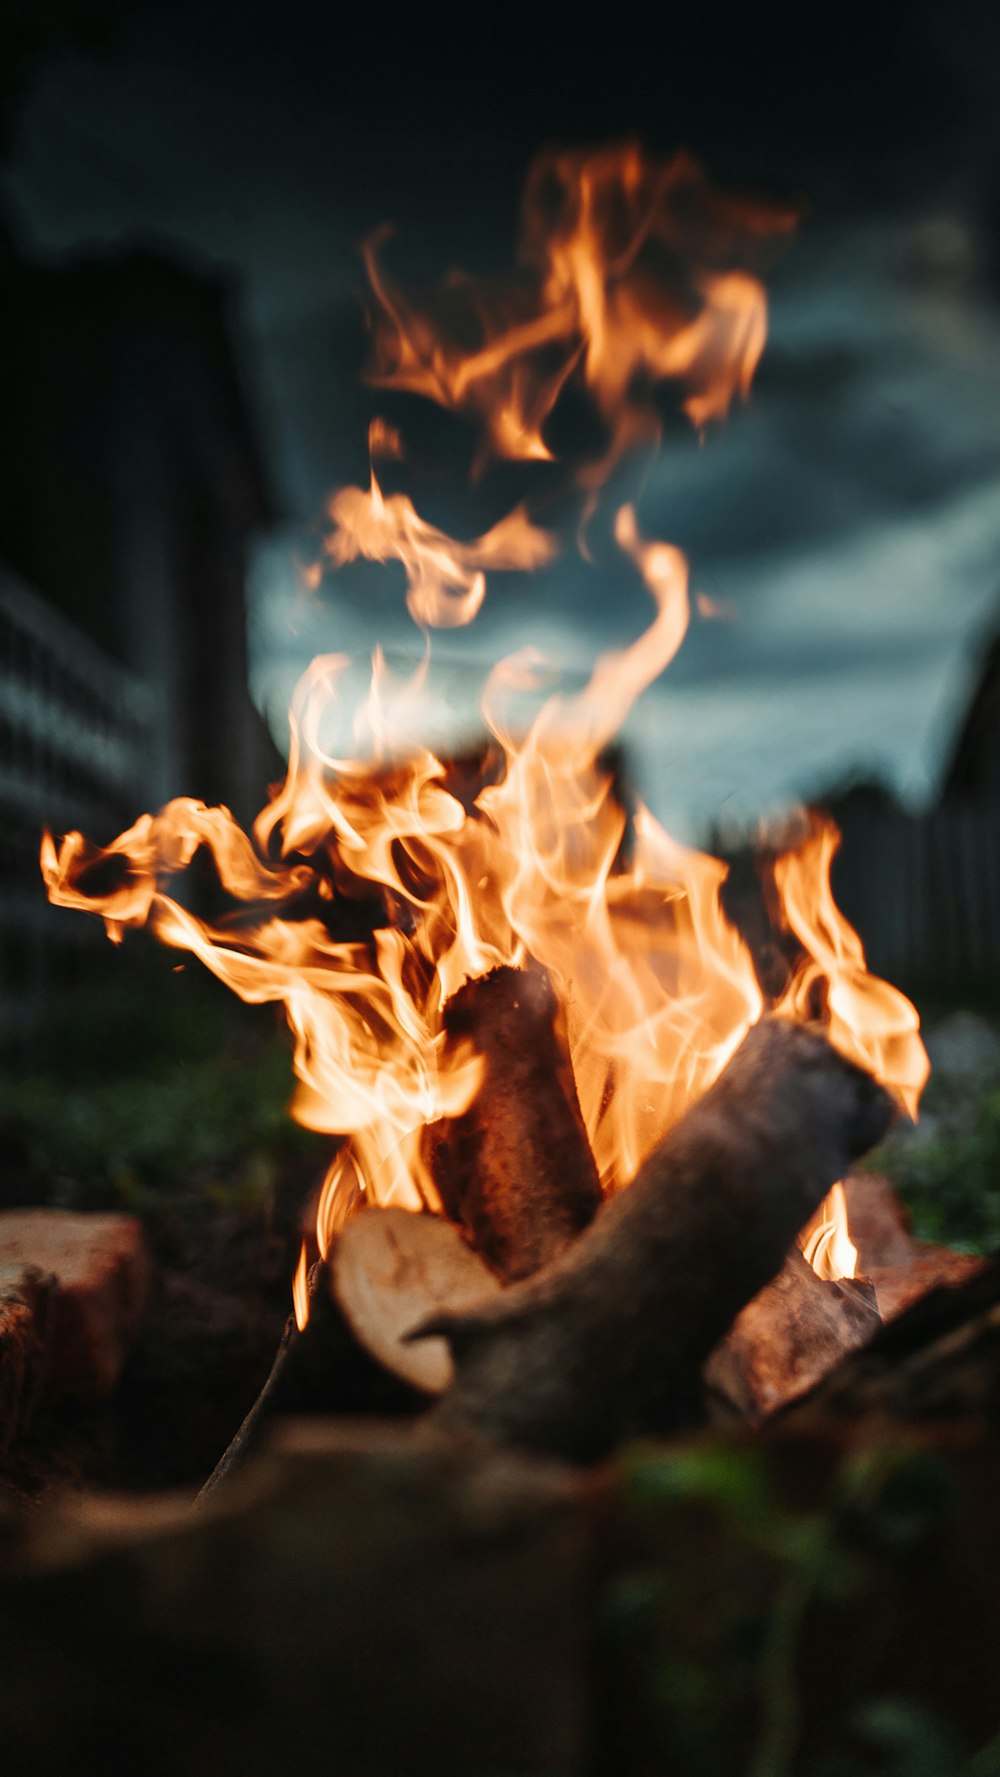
[1,943,319,1222]
[879,1085,1000,1255]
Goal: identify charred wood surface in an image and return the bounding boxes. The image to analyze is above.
[784,1254,1000,1429]
[423,965,603,1281]
[704,1248,881,1422]
[414,1018,893,1460]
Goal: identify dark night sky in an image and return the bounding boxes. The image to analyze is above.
[5,0,1000,835]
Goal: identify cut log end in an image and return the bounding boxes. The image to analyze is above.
[332,1208,501,1394]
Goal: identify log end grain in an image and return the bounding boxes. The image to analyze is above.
[0,1210,152,1399]
[332,1207,501,1394]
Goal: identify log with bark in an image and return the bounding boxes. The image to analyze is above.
[411,1018,893,1460]
[704,1248,881,1422]
[423,964,604,1281]
[783,1252,1000,1429]
[200,1015,893,1486]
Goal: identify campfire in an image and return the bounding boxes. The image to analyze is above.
[40,145,933,1466]
[8,137,1000,1777]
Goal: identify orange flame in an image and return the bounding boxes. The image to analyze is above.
[365,144,793,480]
[800,1181,858,1282]
[321,467,556,629]
[40,146,923,1328]
[292,1241,310,1332]
[773,817,929,1122]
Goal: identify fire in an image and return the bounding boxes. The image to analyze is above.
[40,144,927,1326]
[322,461,556,629]
[292,1241,310,1332]
[800,1181,858,1283]
[365,144,794,480]
[773,817,929,1122]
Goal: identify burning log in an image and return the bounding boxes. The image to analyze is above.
[784,1253,1000,1428]
[704,1248,881,1422]
[411,1017,893,1461]
[424,965,604,1282]
[841,1170,987,1321]
[199,958,600,1494]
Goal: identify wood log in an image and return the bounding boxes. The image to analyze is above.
[411,1017,894,1460]
[704,1248,881,1421]
[841,1169,986,1321]
[783,1253,1000,1428]
[0,1267,53,1457]
[0,1210,151,1399]
[331,1207,501,1393]
[423,965,603,1281]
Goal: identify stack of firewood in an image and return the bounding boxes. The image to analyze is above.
[204,963,985,1491]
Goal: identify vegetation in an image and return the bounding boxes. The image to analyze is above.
[0,944,321,1236]
[881,1089,1000,1255]
[602,1438,1000,1777]
[876,1012,1000,1255]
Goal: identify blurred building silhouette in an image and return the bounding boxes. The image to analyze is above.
[0,244,276,813]
[0,241,278,1044]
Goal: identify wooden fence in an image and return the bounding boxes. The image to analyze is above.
[830,798,1000,991]
[0,570,154,1048]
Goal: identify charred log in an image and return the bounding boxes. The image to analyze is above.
[412,1018,893,1461]
[704,1248,881,1422]
[783,1253,1000,1428]
[423,965,603,1282]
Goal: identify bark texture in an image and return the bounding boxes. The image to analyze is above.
[424,965,603,1281]
[414,1018,893,1459]
[704,1248,881,1421]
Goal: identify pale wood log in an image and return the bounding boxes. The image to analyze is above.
[331,1206,500,1393]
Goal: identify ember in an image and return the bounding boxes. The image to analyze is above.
[40,145,929,1452]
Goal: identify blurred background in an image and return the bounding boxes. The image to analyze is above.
[3,0,1000,1253]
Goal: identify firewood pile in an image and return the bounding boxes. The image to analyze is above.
[187,969,982,1492]
[3,967,998,1773]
